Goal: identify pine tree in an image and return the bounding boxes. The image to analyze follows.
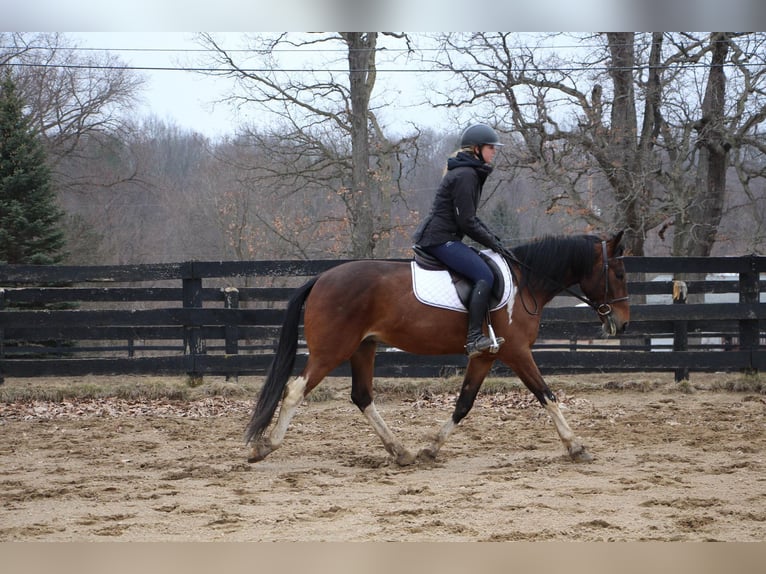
[486,198,520,245]
[0,72,65,265]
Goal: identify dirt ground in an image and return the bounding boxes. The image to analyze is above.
[1,373,764,542]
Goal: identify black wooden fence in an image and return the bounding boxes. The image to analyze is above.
[1,256,764,383]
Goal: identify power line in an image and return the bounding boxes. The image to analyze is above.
[4,32,763,78]
[4,60,763,75]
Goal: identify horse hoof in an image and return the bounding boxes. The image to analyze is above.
[395,450,417,466]
[246,443,271,463]
[570,447,593,463]
[247,450,267,463]
[416,447,437,462]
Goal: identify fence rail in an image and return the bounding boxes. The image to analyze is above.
[1,256,764,382]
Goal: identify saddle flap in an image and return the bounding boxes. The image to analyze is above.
[411,248,513,312]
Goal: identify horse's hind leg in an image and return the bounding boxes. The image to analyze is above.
[350,339,416,466]
[252,375,308,459]
[251,364,330,462]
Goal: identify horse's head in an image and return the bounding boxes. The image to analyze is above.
[578,230,630,336]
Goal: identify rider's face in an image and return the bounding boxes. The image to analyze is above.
[479,144,497,164]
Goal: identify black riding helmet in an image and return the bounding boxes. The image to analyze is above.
[460,123,504,163]
[460,123,504,148]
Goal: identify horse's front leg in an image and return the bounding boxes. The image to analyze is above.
[418,357,494,461]
[361,403,416,465]
[543,398,592,462]
[510,351,592,462]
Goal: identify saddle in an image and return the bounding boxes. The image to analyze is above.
[411,245,506,309]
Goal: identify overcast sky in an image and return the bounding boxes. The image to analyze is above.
[69,32,457,140]
[71,32,242,138]
[12,2,766,138]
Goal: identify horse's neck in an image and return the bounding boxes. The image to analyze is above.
[522,269,579,305]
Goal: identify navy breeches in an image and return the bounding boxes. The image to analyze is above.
[423,241,494,287]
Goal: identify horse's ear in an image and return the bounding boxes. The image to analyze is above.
[608,229,626,257]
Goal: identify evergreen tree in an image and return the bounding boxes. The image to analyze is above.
[0,72,65,265]
[486,198,520,245]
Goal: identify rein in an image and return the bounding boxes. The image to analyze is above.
[500,240,627,317]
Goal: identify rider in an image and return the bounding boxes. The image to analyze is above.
[412,123,508,358]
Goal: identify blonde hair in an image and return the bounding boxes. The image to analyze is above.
[443,146,479,175]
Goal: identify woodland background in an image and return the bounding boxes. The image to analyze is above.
[2,32,766,265]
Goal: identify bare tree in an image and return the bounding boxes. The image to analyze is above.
[672,33,730,256]
[427,32,766,257]
[195,32,417,259]
[1,33,144,189]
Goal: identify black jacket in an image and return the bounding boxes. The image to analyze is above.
[412,151,502,250]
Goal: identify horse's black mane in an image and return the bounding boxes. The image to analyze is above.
[511,234,601,294]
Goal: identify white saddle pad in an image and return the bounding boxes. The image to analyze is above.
[411,249,515,312]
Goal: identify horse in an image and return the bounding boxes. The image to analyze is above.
[245,231,630,466]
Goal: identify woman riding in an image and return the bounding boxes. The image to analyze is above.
[412,123,508,358]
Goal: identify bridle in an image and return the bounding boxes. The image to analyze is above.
[593,239,630,318]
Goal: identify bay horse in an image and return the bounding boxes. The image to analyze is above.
[245,231,629,465]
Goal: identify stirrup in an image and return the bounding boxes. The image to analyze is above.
[487,323,505,354]
[465,336,491,358]
[465,335,504,358]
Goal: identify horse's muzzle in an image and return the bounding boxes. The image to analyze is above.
[602,314,628,337]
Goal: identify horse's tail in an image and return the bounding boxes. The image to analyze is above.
[244,276,319,445]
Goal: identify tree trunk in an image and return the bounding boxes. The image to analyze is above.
[673,33,731,257]
[605,33,646,257]
[344,32,376,258]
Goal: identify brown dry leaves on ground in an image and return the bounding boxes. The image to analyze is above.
[1,373,764,541]
[0,396,251,421]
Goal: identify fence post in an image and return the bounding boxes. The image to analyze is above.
[182,262,205,383]
[0,288,5,385]
[672,280,689,382]
[222,287,240,383]
[739,256,760,374]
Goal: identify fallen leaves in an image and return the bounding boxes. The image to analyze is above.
[406,389,590,412]
[0,389,591,422]
[0,396,252,421]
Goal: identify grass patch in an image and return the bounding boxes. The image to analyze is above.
[3,371,763,404]
[676,380,695,394]
[0,375,259,403]
[0,378,190,403]
[709,373,765,394]
[602,379,662,392]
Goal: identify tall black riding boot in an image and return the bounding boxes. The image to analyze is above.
[465,279,500,358]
